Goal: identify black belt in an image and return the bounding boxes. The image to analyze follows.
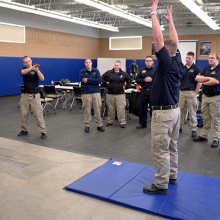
[205,93,220,97]
[152,104,179,111]
[23,88,40,94]
[142,88,151,91]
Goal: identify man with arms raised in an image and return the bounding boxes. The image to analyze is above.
[143,0,184,195]
[193,52,220,148]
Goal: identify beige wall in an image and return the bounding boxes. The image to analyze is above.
[0,26,219,60]
[0,27,99,59]
[100,34,220,60]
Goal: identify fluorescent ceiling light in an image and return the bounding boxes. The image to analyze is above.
[0,0,118,32]
[75,0,164,30]
[179,0,219,30]
[195,0,204,5]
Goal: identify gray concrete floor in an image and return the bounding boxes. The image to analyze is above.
[1,95,220,219]
[1,95,220,179]
[0,137,164,220]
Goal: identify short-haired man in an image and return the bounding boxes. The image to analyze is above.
[143,0,184,195]
[179,52,202,137]
[193,52,220,148]
[102,60,131,128]
[18,56,47,139]
[80,59,105,133]
[136,56,156,129]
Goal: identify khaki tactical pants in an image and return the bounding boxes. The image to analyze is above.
[179,90,198,131]
[81,93,103,127]
[151,108,180,189]
[200,94,220,141]
[106,94,126,125]
[20,93,47,134]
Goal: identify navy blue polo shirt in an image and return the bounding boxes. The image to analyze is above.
[20,67,40,90]
[151,46,184,106]
[136,66,156,89]
[200,64,220,96]
[180,64,201,91]
[79,67,101,94]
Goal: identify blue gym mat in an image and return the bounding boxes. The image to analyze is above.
[64,159,220,220]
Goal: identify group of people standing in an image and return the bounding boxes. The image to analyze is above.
[78,0,220,196]
[80,59,131,133]
[17,0,220,196]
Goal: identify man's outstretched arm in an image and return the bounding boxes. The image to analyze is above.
[163,5,179,49]
[151,0,164,52]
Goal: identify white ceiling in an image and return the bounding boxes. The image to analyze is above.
[9,0,220,30]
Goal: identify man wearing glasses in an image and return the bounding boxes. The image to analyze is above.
[136,56,156,129]
[193,53,220,148]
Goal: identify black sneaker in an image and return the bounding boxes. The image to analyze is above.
[97,126,105,132]
[169,178,177,184]
[106,123,113,126]
[120,124,125,128]
[211,140,219,148]
[179,128,182,133]
[85,127,90,133]
[18,130,28,136]
[41,133,47,139]
[192,131,197,138]
[143,184,168,195]
[193,136,208,142]
[136,124,147,129]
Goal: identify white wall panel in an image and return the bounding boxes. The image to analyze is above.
[0,7,100,38]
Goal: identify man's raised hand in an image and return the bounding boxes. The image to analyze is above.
[163,6,173,23]
[151,0,159,13]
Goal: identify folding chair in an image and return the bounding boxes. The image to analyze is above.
[44,85,62,110]
[40,89,56,114]
[125,96,131,120]
[54,81,72,108]
[54,81,63,93]
[70,86,82,110]
[100,87,107,120]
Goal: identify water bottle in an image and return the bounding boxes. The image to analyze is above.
[51,80,54,85]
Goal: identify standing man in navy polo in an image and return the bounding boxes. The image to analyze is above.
[143,0,184,195]
[80,58,105,133]
[136,56,156,129]
[18,56,47,139]
[193,52,220,148]
[179,52,202,138]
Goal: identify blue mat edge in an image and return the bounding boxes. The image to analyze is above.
[63,186,158,216]
[63,158,159,216]
[64,159,214,219]
[158,172,186,220]
[63,158,112,191]
[107,198,158,216]
[63,159,188,218]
